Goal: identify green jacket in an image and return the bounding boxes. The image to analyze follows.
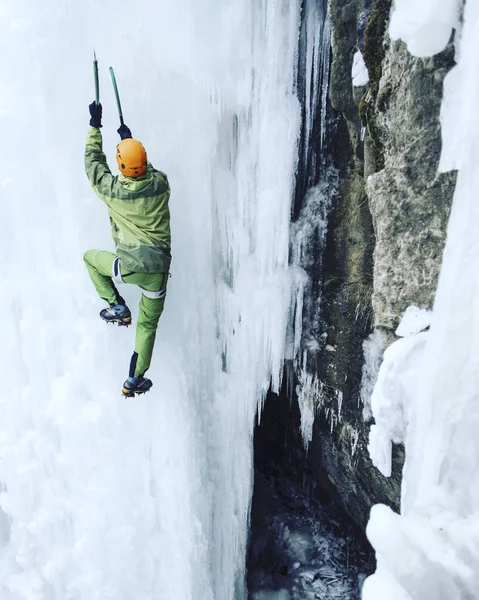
[85,127,171,274]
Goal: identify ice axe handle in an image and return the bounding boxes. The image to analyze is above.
[93,53,99,105]
[109,67,124,124]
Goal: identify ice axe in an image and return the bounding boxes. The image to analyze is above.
[93,51,99,105]
[109,66,125,127]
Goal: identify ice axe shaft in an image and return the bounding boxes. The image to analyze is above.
[109,66,124,126]
[93,51,99,105]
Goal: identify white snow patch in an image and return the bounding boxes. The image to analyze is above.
[360,329,387,421]
[389,0,460,57]
[368,331,429,477]
[362,570,414,600]
[352,50,369,86]
[395,305,432,337]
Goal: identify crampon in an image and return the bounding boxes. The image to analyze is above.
[100,304,132,327]
[122,376,153,398]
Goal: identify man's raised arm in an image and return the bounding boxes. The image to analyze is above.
[84,102,113,193]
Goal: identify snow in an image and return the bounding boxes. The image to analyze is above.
[368,330,429,477]
[389,0,460,57]
[395,306,432,337]
[352,51,369,87]
[366,306,432,476]
[364,0,479,597]
[0,0,309,598]
[359,330,387,422]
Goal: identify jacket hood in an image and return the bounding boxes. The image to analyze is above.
[118,167,154,192]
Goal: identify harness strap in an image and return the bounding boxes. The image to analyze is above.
[112,256,124,284]
[142,287,167,300]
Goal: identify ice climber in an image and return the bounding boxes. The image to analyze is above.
[83,101,171,397]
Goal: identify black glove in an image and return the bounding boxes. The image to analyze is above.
[89,101,102,128]
[117,123,132,140]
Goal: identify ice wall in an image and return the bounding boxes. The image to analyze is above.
[0,1,305,598]
[364,1,479,598]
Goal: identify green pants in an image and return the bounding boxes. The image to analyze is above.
[83,249,167,378]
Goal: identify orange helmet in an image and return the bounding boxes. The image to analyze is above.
[116,139,148,177]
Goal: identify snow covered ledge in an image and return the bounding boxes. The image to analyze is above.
[368,307,431,478]
[364,1,479,598]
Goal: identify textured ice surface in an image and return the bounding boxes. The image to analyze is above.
[0,1,306,598]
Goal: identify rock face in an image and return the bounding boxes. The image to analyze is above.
[367,39,456,328]
[291,0,456,528]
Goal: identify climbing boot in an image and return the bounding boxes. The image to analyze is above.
[122,376,153,398]
[100,304,132,327]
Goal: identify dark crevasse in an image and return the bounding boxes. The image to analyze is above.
[247,386,374,599]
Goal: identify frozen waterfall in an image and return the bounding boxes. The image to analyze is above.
[0,0,332,598]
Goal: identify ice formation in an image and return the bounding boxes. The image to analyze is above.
[368,328,429,478]
[360,330,388,422]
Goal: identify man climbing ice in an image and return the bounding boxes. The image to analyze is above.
[83,101,171,397]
